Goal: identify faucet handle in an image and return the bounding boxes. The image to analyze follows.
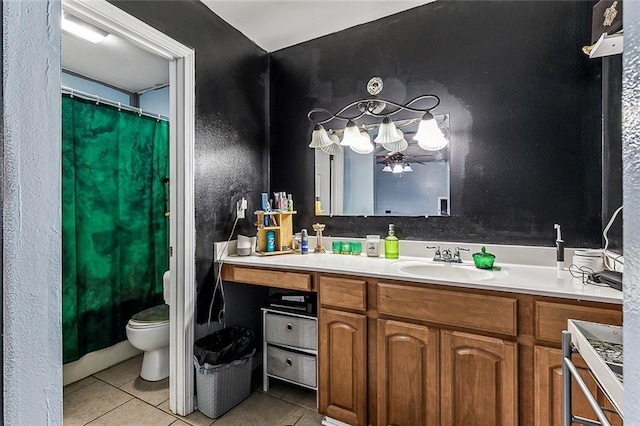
[427,245,441,255]
[454,247,469,262]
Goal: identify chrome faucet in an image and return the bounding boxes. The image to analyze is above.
[428,246,469,263]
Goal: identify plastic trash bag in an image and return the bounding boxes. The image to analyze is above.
[193,326,256,366]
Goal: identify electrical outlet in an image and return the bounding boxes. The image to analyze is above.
[236,197,247,219]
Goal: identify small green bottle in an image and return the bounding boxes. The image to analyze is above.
[384,224,399,259]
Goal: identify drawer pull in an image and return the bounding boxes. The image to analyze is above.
[286,358,293,367]
[286,323,293,331]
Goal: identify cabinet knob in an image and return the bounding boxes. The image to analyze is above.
[286,358,293,367]
[286,323,293,331]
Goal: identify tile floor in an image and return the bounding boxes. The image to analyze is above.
[63,355,323,426]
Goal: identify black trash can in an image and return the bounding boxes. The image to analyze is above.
[193,326,257,419]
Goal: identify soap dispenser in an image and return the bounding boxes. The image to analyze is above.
[384,224,399,259]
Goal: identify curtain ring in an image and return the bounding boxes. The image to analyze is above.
[139,108,143,116]
[117,102,121,111]
[70,88,74,98]
[95,96,100,105]
[157,113,161,122]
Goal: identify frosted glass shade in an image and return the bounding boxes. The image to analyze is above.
[382,164,392,172]
[349,130,374,154]
[374,117,402,144]
[392,163,404,173]
[403,163,413,172]
[309,124,333,148]
[340,120,361,146]
[381,129,408,152]
[414,114,448,151]
[320,134,343,155]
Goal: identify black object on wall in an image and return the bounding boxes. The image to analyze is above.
[270,1,604,248]
[110,1,269,323]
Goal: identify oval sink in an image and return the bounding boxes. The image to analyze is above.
[394,261,494,281]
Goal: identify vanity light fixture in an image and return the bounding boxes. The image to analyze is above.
[62,13,109,43]
[308,77,447,154]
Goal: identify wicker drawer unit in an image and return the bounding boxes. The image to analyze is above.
[267,345,317,388]
[262,308,318,393]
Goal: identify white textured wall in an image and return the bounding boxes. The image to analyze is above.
[2,0,62,424]
[624,1,640,422]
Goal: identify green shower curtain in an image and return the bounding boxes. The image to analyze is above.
[62,95,169,364]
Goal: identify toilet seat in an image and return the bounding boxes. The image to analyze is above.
[128,304,169,329]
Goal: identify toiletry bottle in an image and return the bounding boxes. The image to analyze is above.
[554,224,564,271]
[301,229,309,254]
[384,224,399,259]
[287,194,293,212]
[315,197,321,215]
[266,230,276,252]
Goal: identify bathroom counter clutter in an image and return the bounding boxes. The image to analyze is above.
[218,251,622,304]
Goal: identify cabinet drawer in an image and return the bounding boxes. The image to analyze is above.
[534,301,622,344]
[265,312,317,350]
[267,345,317,388]
[378,282,518,336]
[222,265,312,291]
[319,276,367,312]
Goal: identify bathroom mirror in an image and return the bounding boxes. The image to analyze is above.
[315,114,451,216]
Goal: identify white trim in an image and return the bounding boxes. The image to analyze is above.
[63,341,142,386]
[62,0,196,415]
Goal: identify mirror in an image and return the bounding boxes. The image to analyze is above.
[315,114,450,216]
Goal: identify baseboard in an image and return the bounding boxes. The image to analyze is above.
[63,340,142,386]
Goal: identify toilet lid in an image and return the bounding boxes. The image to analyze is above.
[130,304,169,326]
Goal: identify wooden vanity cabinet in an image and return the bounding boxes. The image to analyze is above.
[318,276,368,426]
[376,282,518,426]
[377,319,439,426]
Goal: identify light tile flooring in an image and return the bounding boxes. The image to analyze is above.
[64,355,323,426]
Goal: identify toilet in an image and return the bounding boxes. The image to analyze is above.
[125,271,170,381]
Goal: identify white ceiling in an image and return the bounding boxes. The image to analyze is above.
[202,1,434,52]
[62,30,169,94]
[62,1,433,93]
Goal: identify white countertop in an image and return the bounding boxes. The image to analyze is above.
[219,249,623,304]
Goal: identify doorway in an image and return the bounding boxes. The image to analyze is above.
[62,0,196,415]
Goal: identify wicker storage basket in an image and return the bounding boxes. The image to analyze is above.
[193,350,254,419]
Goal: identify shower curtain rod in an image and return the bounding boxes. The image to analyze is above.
[62,86,169,122]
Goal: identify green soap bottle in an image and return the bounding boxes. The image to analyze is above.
[384,224,399,259]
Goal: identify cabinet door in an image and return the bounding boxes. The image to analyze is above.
[318,308,367,426]
[534,346,622,426]
[377,320,439,426]
[441,330,518,425]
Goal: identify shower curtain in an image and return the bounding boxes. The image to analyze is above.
[62,94,169,364]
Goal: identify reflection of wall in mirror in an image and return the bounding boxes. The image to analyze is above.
[375,162,450,216]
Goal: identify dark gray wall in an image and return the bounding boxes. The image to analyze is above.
[602,55,623,250]
[109,1,269,323]
[270,1,604,248]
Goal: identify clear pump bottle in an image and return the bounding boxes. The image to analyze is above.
[384,224,399,259]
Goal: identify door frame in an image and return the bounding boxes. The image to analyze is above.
[62,0,196,415]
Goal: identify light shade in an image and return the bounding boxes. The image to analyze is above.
[382,164,392,172]
[414,112,448,151]
[374,117,403,144]
[381,129,408,152]
[320,134,343,155]
[349,130,374,154]
[341,120,361,146]
[62,13,109,43]
[392,163,404,174]
[403,163,413,172]
[309,124,333,148]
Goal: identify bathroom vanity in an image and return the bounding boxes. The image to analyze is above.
[219,248,623,426]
